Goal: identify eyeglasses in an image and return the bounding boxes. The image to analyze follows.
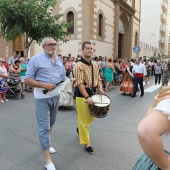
[44,43,57,47]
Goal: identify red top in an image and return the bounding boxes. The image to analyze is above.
[67,61,72,70]
[4,62,9,71]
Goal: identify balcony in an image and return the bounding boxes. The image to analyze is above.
[160,25,166,34]
[161,14,166,23]
[159,37,165,44]
[161,1,168,11]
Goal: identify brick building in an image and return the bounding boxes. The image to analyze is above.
[0,0,141,59]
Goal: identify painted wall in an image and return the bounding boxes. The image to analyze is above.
[57,0,82,56]
[95,41,113,57]
[59,0,82,13]
[93,0,114,57]
[134,0,141,19]
[33,43,43,57]
[60,40,81,57]
[139,46,155,59]
[132,18,140,58]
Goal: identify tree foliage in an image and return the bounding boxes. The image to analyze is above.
[0,0,71,54]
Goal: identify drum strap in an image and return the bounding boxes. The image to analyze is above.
[90,63,94,95]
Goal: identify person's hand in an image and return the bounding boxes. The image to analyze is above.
[5,75,9,79]
[86,97,94,105]
[98,88,104,94]
[43,83,56,91]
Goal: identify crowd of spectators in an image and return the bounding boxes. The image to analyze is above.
[0,51,170,103]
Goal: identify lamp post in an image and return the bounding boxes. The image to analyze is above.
[149,34,155,57]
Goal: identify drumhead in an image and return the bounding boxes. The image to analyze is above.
[91,94,110,107]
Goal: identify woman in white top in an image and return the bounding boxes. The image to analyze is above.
[0,58,9,102]
[155,60,162,85]
[133,86,170,170]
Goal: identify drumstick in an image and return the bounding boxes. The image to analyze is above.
[84,102,108,104]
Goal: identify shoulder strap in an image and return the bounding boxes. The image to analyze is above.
[91,63,94,88]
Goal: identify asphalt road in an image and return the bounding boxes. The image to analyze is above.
[0,76,162,170]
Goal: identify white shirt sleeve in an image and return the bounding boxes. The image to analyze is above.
[154,99,170,119]
[143,65,147,76]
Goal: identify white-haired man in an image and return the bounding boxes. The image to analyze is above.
[8,51,18,66]
[25,37,66,170]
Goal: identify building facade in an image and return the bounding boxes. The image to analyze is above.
[140,0,170,58]
[0,0,141,59]
[55,0,141,59]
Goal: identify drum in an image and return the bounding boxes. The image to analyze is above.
[89,94,110,118]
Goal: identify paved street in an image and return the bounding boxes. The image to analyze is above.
[0,76,163,170]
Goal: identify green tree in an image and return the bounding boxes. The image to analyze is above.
[0,0,71,55]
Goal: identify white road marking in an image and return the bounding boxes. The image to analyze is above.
[145,84,162,92]
[143,82,150,86]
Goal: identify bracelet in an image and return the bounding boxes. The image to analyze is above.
[85,96,90,99]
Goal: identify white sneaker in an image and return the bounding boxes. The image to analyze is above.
[49,147,56,154]
[44,163,56,170]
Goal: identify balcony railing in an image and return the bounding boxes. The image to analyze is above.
[161,14,167,22]
[159,37,165,44]
[161,1,168,11]
[160,25,166,34]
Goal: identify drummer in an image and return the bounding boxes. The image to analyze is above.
[73,41,103,154]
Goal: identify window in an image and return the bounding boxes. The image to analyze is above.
[67,11,74,34]
[99,14,103,36]
[135,32,138,46]
[119,19,124,32]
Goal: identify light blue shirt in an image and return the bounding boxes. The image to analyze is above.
[25,52,66,85]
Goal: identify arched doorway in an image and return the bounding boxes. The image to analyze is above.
[13,35,24,57]
[118,12,130,58]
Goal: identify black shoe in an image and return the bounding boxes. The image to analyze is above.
[76,128,79,136]
[85,145,94,155]
[140,93,144,97]
[131,94,136,97]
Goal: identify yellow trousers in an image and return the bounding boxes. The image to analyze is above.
[76,97,94,144]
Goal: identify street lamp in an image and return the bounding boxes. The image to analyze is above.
[149,34,155,57]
